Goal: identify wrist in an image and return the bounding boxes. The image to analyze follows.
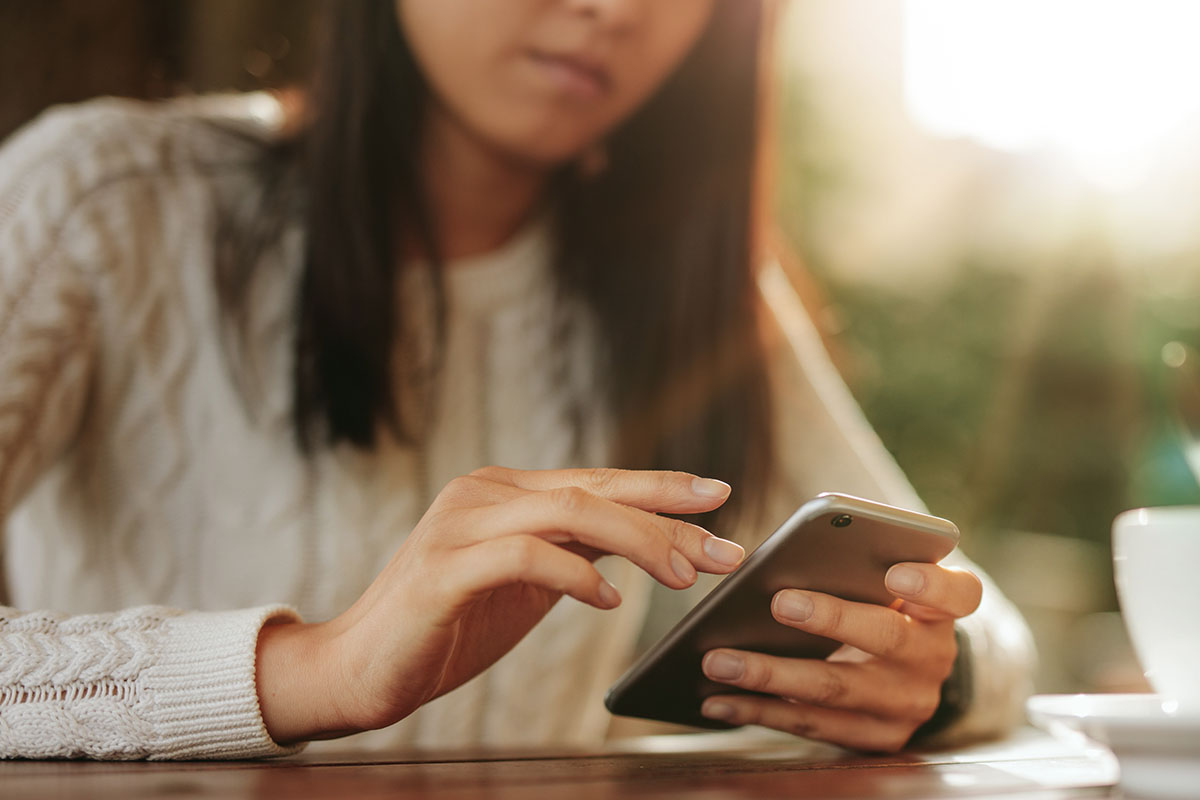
[256,619,359,744]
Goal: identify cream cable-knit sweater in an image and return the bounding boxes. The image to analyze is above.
[0,94,1034,760]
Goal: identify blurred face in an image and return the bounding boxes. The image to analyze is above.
[396,0,716,166]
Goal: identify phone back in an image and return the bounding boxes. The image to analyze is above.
[604,493,959,729]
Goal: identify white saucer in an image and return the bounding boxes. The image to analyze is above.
[1027,693,1200,799]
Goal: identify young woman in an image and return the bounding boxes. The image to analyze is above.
[0,0,1033,759]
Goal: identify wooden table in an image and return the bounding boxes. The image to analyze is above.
[0,728,1119,799]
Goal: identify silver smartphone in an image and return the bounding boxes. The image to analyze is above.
[604,492,960,729]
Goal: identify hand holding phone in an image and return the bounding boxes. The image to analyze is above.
[605,493,964,731]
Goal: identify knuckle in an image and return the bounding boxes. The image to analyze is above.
[583,467,620,495]
[740,658,773,692]
[439,475,486,504]
[664,517,693,548]
[650,470,679,498]
[786,714,819,740]
[811,669,848,707]
[434,478,464,505]
[733,702,761,727]
[881,617,912,657]
[469,465,507,481]
[549,486,592,515]
[819,598,844,635]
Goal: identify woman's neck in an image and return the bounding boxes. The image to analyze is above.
[418,106,549,262]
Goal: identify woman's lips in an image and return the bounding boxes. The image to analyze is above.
[527,50,612,100]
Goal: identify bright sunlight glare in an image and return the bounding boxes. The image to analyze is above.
[903,0,1200,188]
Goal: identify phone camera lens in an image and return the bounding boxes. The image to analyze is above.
[831,514,853,528]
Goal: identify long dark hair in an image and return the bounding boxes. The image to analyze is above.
[229,0,774,532]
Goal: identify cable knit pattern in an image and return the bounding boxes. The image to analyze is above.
[0,604,300,759]
[0,94,1033,760]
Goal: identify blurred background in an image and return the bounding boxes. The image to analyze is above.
[5,0,1198,698]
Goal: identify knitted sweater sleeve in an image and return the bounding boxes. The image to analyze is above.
[757,262,1036,745]
[0,103,302,759]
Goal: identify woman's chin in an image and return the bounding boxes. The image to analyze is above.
[486,125,605,173]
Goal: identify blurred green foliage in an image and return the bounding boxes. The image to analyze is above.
[773,68,1200,575]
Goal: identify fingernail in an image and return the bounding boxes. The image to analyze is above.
[704,652,744,681]
[671,551,697,585]
[703,536,745,566]
[775,591,813,623]
[598,580,622,609]
[887,565,925,596]
[692,477,731,498]
[702,700,735,721]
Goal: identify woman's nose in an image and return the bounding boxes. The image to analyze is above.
[563,0,643,32]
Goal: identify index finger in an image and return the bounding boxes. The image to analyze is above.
[469,466,731,514]
[771,590,935,662]
[885,563,983,620]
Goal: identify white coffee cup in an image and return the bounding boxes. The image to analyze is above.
[1112,507,1200,709]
